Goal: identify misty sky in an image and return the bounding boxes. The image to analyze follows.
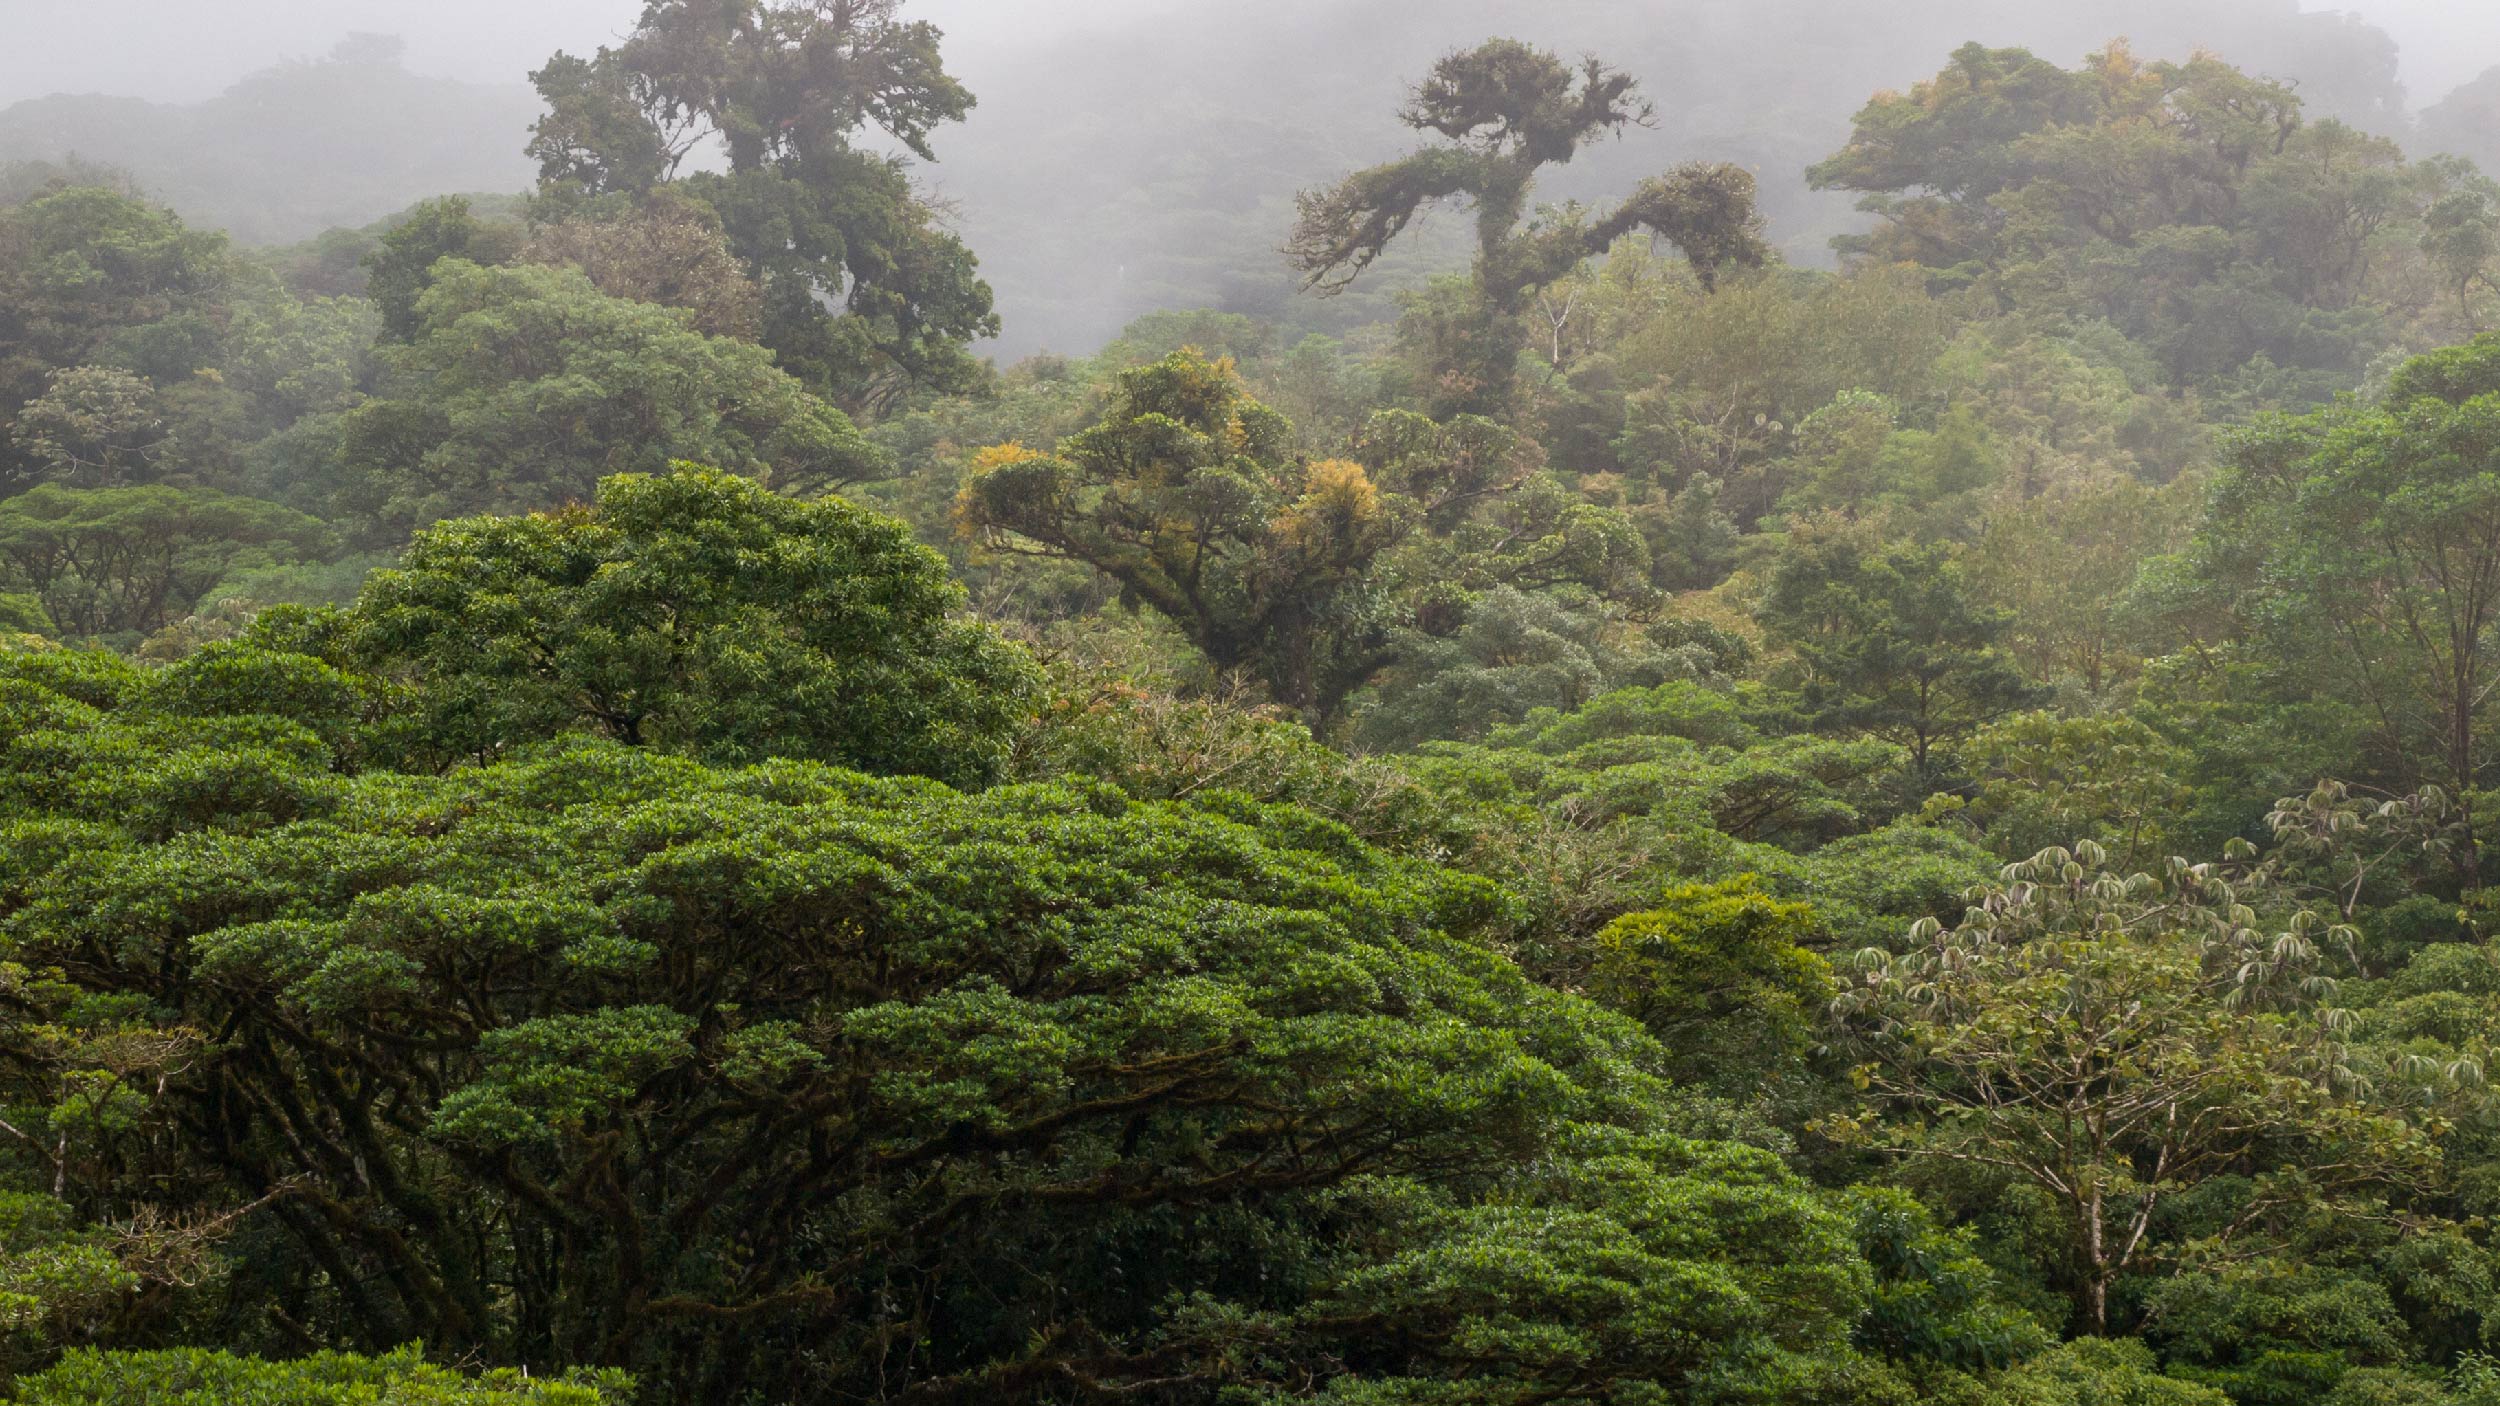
[6,0,2500,108]
[0,0,1183,105]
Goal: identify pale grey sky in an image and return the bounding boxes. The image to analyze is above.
[0,1,2494,110]
[2346,0,2500,96]
[0,0,1182,105]
[4,0,2500,113]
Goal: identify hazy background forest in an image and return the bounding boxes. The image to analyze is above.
[12,0,2500,353]
[17,1,2500,1404]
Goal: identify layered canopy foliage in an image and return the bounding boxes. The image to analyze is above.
[14,14,2500,1406]
[334,260,879,540]
[0,637,1875,1404]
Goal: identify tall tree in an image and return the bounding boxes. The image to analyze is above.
[1812,42,2476,400]
[8,367,172,489]
[0,186,234,487]
[1761,523,2046,777]
[2198,335,2500,890]
[956,353,1641,730]
[956,351,1407,727]
[518,194,764,340]
[0,696,1876,1403]
[529,0,997,406]
[1288,39,1767,415]
[362,196,526,342]
[0,484,336,639]
[1833,843,2437,1335]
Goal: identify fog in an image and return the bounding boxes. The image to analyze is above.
[8,0,2500,356]
[5,0,2495,105]
[2330,0,2500,96]
[0,0,1186,105]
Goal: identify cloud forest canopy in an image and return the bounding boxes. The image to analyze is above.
[11,4,2500,1405]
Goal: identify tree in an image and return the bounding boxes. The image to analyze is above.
[1970,478,2187,694]
[2418,160,2500,328]
[1847,1186,2050,1377]
[959,353,1449,728]
[1976,1339,2231,1406]
[8,367,170,488]
[213,279,382,435]
[518,194,765,340]
[1598,263,1959,525]
[334,260,880,539]
[338,465,1039,785]
[1964,711,2197,869]
[0,699,1876,1403]
[0,485,336,639]
[1762,524,2047,777]
[1807,41,2086,250]
[2143,1259,2417,1405]
[362,196,526,343]
[1288,39,1767,415]
[529,0,997,404]
[1812,42,2470,400]
[0,187,233,486]
[1154,1127,1870,1406]
[2198,336,2500,890]
[1396,679,1926,958]
[1644,471,1742,590]
[1349,587,1728,751]
[1832,843,2439,1334]
[1589,875,1833,1088]
[2421,68,2500,182]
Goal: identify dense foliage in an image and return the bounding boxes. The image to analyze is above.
[14,8,2500,1405]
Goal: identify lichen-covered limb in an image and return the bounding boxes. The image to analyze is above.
[1490,162,1770,303]
[1288,147,1491,295]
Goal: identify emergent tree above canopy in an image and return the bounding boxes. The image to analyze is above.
[529,0,998,405]
[1289,39,1768,414]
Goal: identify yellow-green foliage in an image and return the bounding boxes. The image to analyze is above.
[1592,874,1832,1080]
[8,1346,627,1405]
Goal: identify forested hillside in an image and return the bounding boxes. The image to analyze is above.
[6,0,2481,356]
[12,1,2500,1404]
[0,35,538,246]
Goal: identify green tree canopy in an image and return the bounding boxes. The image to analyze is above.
[1813,42,2489,398]
[333,260,880,539]
[0,485,336,640]
[1396,679,1961,957]
[517,193,764,340]
[1762,523,2047,778]
[7,368,170,490]
[0,701,1875,1402]
[2196,334,2500,891]
[958,353,1437,726]
[529,0,997,405]
[0,187,235,487]
[8,1347,627,1406]
[957,352,1656,730]
[1834,843,2439,1334]
[330,464,1038,784]
[362,196,526,343]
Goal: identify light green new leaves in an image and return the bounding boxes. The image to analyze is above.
[8,1345,628,1406]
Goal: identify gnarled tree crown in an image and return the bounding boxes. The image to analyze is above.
[1288,38,1767,305]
